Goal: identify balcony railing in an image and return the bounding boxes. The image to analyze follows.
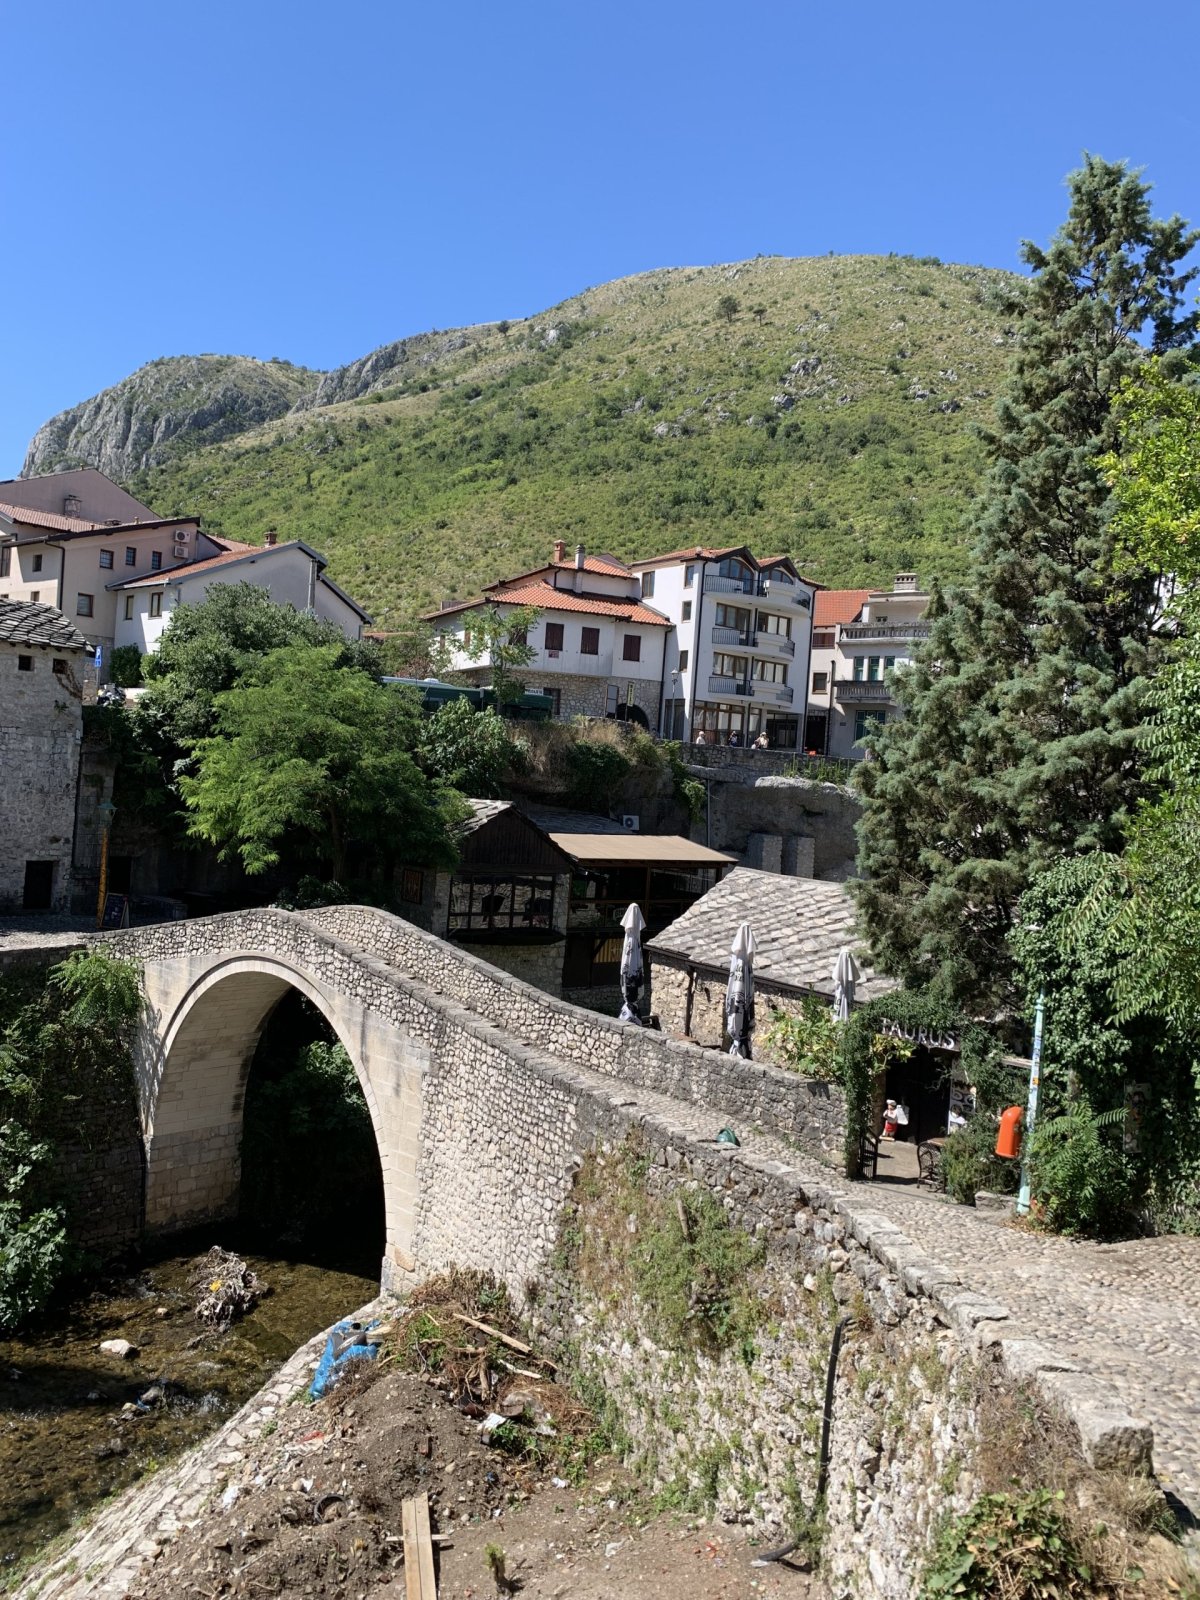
[840,622,931,643]
[757,577,811,609]
[708,675,751,697]
[765,684,794,704]
[703,573,753,595]
[836,680,893,703]
[711,625,750,648]
[757,632,796,658]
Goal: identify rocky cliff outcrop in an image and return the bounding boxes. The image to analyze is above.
[22,355,321,479]
[290,326,491,411]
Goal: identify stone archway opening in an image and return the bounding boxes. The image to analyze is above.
[238,990,386,1276]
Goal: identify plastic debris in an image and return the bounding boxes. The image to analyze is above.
[309,1317,381,1400]
[716,1126,741,1147]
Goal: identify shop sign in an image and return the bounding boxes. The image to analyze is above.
[877,1018,959,1052]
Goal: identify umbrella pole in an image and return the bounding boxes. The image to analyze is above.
[1016,992,1044,1217]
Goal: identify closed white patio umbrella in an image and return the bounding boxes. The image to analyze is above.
[832,946,861,1022]
[726,921,757,1058]
[619,902,646,1023]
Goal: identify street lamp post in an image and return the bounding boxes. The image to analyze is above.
[95,798,117,929]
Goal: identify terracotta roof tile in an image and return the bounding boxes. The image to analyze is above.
[813,589,870,628]
[630,544,748,567]
[110,541,265,590]
[0,502,101,534]
[548,552,633,576]
[0,598,90,650]
[426,579,671,627]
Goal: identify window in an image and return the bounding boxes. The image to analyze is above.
[125,548,136,566]
[678,649,689,672]
[17,655,32,672]
[29,590,39,603]
[0,548,9,577]
[812,670,829,693]
[681,601,692,622]
[714,602,750,633]
[508,626,527,647]
[32,553,43,573]
[124,595,134,620]
[544,621,564,651]
[641,570,655,597]
[853,656,865,682]
[580,626,600,655]
[712,652,747,679]
[150,551,162,571]
[622,633,641,662]
[717,556,752,585]
[399,868,424,905]
[684,564,696,588]
[540,686,562,716]
[854,710,886,743]
[884,655,896,672]
[757,611,791,638]
[53,658,67,675]
[812,629,834,650]
[77,593,93,617]
[149,592,163,618]
[448,874,555,934]
[99,550,113,570]
[752,659,788,684]
[605,683,619,715]
[867,655,881,682]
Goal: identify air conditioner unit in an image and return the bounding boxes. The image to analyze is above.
[174,528,190,543]
[621,814,640,832]
[547,649,561,658]
[172,545,189,559]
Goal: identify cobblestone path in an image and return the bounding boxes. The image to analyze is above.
[603,1080,1200,1525]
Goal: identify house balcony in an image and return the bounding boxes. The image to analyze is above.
[703,573,754,595]
[757,683,794,704]
[836,680,894,704]
[757,632,796,658]
[711,625,796,658]
[708,675,751,697]
[757,576,811,609]
[840,622,931,644]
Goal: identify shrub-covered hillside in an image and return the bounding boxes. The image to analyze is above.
[47,256,1020,626]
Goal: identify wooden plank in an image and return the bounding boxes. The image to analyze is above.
[402,1497,422,1600]
[449,1311,555,1365]
[402,1491,437,1599]
[414,1490,438,1598]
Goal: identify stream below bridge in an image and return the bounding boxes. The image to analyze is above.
[0,1235,377,1572]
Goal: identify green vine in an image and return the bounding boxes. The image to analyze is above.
[836,990,1002,1178]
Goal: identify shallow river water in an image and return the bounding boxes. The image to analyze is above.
[0,1239,377,1571]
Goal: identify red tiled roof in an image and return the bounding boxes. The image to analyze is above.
[630,544,748,568]
[813,589,870,628]
[0,501,101,534]
[548,552,633,576]
[426,578,671,627]
[110,541,264,590]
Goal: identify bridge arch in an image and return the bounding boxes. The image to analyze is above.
[139,953,422,1277]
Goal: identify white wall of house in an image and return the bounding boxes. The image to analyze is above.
[826,580,930,760]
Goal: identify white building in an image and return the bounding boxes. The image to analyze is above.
[110,534,370,653]
[427,543,671,728]
[0,469,369,663]
[805,574,931,759]
[629,546,816,750]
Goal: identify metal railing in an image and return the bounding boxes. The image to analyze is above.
[711,625,750,647]
[702,573,753,595]
[840,622,930,643]
[708,675,751,696]
[757,632,796,657]
[836,680,893,702]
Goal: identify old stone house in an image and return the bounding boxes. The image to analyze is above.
[646,866,894,1052]
[0,598,89,911]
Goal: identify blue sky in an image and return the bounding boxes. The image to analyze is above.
[3,0,1198,477]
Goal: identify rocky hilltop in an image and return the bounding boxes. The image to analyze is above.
[23,355,320,480]
[24,255,1021,619]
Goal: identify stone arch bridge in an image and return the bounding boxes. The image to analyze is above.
[104,906,844,1292]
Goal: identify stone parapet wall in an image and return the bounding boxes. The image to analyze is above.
[297,904,845,1161]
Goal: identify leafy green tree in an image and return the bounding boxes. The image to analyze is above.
[140,582,382,748]
[440,605,539,707]
[182,645,464,880]
[717,294,740,324]
[419,698,521,797]
[855,156,1198,1009]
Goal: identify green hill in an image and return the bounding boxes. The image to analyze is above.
[70,256,1019,627]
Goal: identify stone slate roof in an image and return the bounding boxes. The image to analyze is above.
[460,799,512,834]
[0,598,90,651]
[517,804,630,836]
[646,867,896,1002]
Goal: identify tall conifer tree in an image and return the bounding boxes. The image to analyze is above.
[854,157,1198,1008]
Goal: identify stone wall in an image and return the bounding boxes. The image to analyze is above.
[691,768,862,881]
[1,641,84,912]
[459,666,664,729]
[0,944,143,1257]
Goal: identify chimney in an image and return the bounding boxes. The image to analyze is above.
[265,529,278,547]
[553,539,566,563]
[63,493,81,517]
[893,572,918,593]
[575,544,585,570]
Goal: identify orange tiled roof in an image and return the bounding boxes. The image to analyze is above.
[630,544,748,567]
[0,501,101,534]
[548,552,633,576]
[110,541,262,589]
[427,578,671,627]
[813,589,870,628]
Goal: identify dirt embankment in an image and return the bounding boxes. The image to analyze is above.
[131,1273,816,1600]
